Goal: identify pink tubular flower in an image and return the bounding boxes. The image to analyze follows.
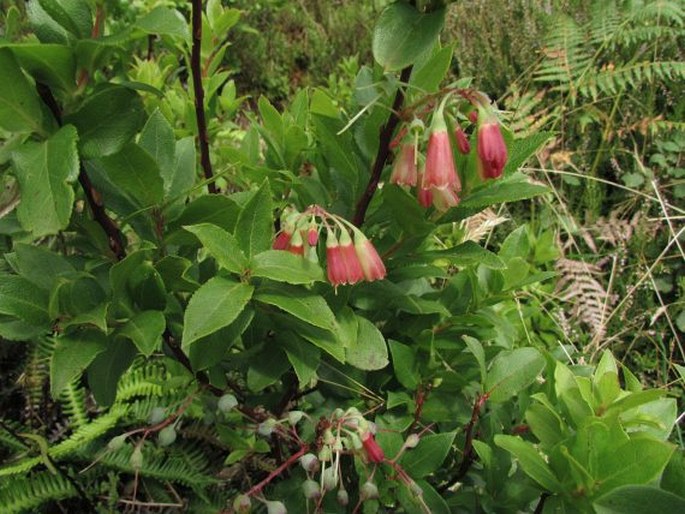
[455,127,471,155]
[361,432,385,464]
[422,128,458,190]
[389,144,417,186]
[432,185,461,211]
[353,232,386,282]
[287,230,304,256]
[326,231,346,286]
[339,230,364,284]
[417,172,433,208]
[272,230,291,250]
[477,117,508,179]
[469,110,478,124]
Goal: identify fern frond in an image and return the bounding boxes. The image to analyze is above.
[578,61,685,99]
[535,15,593,89]
[59,380,88,429]
[0,471,77,514]
[0,420,29,454]
[18,338,54,426]
[0,407,125,477]
[100,443,217,489]
[115,362,168,402]
[630,0,685,26]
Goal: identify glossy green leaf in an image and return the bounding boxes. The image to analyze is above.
[494,435,563,493]
[188,308,254,370]
[255,285,336,331]
[372,3,445,71]
[37,0,92,39]
[410,44,453,93]
[485,347,545,402]
[389,340,419,389]
[87,338,137,406]
[11,125,79,237]
[409,241,505,269]
[234,181,273,258]
[250,250,324,284]
[184,223,247,275]
[167,136,196,205]
[0,274,50,325]
[281,335,320,385]
[51,329,107,398]
[6,43,76,93]
[118,310,165,357]
[594,486,685,514]
[400,432,456,478]
[182,277,254,348]
[138,109,175,181]
[135,7,189,41]
[12,243,76,291]
[0,48,44,133]
[346,315,389,371]
[65,84,145,158]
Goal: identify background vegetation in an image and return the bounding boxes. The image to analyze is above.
[0,0,683,512]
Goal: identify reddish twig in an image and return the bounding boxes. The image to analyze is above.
[353,65,413,227]
[455,393,488,480]
[189,0,217,193]
[245,445,309,498]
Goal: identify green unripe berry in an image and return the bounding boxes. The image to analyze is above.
[302,479,321,500]
[299,453,319,473]
[158,426,177,447]
[322,466,337,491]
[130,446,144,470]
[265,500,287,514]
[360,481,379,500]
[107,434,127,451]
[148,407,166,425]
[404,433,420,449]
[233,494,251,513]
[257,418,277,437]
[217,394,238,413]
[287,410,304,426]
[337,488,349,506]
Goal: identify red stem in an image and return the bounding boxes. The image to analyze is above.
[245,445,309,498]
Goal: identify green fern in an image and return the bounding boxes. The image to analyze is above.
[59,380,88,429]
[0,471,77,514]
[578,61,685,99]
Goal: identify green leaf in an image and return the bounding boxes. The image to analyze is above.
[281,335,320,385]
[5,43,76,93]
[37,0,92,39]
[12,243,75,291]
[135,7,190,41]
[138,109,175,181]
[0,274,50,325]
[117,310,165,357]
[400,432,456,478]
[389,340,419,389]
[346,315,389,371]
[410,241,505,269]
[182,277,254,348]
[51,329,107,398]
[250,250,324,284]
[254,285,336,331]
[410,44,453,93]
[167,136,196,205]
[0,48,44,133]
[97,143,164,208]
[485,347,545,402]
[188,308,254,370]
[372,3,445,71]
[184,223,247,275]
[11,125,79,237]
[463,335,486,383]
[87,338,137,406]
[594,486,685,514]
[65,84,145,158]
[494,435,562,493]
[234,181,273,258]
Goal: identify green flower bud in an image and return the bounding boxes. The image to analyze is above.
[217,394,238,413]
[360,481,379,500]
[130,445,144,470]
[299,453,320,473]
[287,410,304,426]
[337,488,349,506]
[257,418,277,437]
[107,434,127,451]
[265,500,287,514]
[302,479,321,500]
[148,407,166,425]
[322,466,337,491]
[158,426,177,447]
[404,433,420,449]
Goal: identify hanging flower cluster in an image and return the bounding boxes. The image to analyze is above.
[272,206,386,288]
[389,93,508,211]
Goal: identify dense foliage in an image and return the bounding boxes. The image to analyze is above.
[0,1,683,513]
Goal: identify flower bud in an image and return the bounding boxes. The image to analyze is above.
[404,433,420,449]
[287,410,304,426]
[361,432,385,464]
[322,466,337,490]
[455,127,471,154]
[130,445,144,469]
[302,479,321,500]
[469,110,478,124]
[318,446,332,462]
[360,481,379,500]
[477,115,508,179]
[353,232,386,282]
[257,418,277,437]
[265,500,287,514]
[337,488,349,506]
[148,407,166,425]
[107,434,127,451]
[217,394,238,413]
[233,494,251,513]
[287,230,304,256]
[299,453,320,473]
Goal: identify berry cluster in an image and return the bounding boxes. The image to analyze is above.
[273,206,386,288]
[389,95,508,210]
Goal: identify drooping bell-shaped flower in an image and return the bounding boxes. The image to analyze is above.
[353,231,386,282]
[423,100,460,191]
[287,229,304,256]
[389,143,417,186]
[455,126,471,155]
[339,229,364,284]
[272,230,291,250]
[326,230,346,286]
[432,185,460,211]
[417,171,433,208]
[477,111,508,179]
[361,432,385,464]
